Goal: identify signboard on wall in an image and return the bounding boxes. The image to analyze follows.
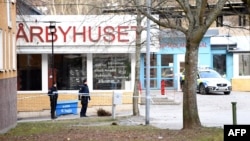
[16,15,159,47]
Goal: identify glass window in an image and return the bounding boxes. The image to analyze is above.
[144,79,157,88]
[161,54,174,88]
[161,54,173,66]
[143,53,157,77]
[143,53,156,66]
[213,54,226,76]
[7,0,12,28]
[93,54,130,90]
[239,54,250,76]
[161,68,174,87]
[161,68,173,78]
[143,53,158,89]
[51,54,87,90]
[17,54,42,90]
[144,68,157,78]
[12,33,16,70]
[162,79,174,87]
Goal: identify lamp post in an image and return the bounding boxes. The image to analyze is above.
[49,22,56,85]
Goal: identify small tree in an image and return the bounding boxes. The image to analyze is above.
[133,6,143,116]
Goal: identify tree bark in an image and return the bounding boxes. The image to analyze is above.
[183,36,201,129]
[133,7,143,116]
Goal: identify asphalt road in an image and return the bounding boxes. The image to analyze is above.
[139,90,250,129]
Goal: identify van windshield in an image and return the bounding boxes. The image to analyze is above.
[199,71,221,78]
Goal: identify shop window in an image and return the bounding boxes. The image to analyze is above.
[144,79,157,88]
[143,53,156,66]
[161,68,173,78]
[161,54,174,88]
[161,79,174,87]
[144,68,157,78]
[239,54,250,76]
[143,53,157,88]
[161,54,173,66]
[17,54,42,90]
[93,54,130,90]
[213,54,226,76]
[51,54,86,90]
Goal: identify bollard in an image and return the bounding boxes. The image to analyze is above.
[161,80,165,95]
[112,91,122,119]
[231,102,237,125]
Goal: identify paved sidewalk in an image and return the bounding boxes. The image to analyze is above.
[139,90,250,129]
[17,90,181,129]
[18,90,250,130]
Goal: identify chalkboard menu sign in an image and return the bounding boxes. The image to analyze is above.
[93,55,130,90]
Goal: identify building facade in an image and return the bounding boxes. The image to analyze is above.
[16,15,159,114]
[0,0,17,134]
[139,28,250,91]
[139,30,234,91]
[227,34,250,91]
[16,15,250,116]
[16,15,159,92]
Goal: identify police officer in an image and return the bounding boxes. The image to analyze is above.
[48,83,58,119]
[79,79,91,117]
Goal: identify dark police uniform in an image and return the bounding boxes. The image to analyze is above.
[79,80,90,117]
[48,83,58,119]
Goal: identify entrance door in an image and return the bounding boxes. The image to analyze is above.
[213,54,226,76]
[177,54,185,91]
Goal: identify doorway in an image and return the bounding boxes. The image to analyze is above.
[177,54,185,91]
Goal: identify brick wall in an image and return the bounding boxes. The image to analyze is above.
[17,91,135,112]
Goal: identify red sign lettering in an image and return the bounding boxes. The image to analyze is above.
[16,23,137,44]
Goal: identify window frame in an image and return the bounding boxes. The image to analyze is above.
[0,29,3,71]
[7,0,12,28]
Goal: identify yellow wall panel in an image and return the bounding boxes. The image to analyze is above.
[17,91,134,112]
[232,78,250,91]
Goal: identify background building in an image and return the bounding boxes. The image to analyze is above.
[0,0,17,134]
[15,15,159,116]
[14,1,250,118]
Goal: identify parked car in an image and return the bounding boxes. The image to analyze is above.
[180,68,232,95]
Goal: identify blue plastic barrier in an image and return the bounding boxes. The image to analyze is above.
[56,100,78,116]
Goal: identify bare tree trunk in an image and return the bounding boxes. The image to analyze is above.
[133,9,143,116]
[183,36,201,129]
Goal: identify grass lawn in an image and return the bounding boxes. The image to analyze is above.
[0,116,223,141]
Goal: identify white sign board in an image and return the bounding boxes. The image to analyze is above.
[113,91,122,105]
[16,15,159,54]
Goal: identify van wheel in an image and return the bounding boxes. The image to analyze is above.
[199,84,207,95]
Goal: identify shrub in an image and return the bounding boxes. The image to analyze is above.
[97,108,111,116]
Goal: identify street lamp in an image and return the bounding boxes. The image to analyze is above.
[49,21,56,85]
